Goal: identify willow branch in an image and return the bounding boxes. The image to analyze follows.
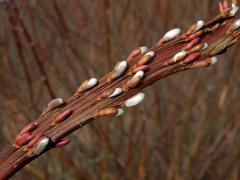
[0,2,240,179]
[7,2,56,98]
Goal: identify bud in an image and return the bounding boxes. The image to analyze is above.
[210,57,218,65]
[14,133,34,147]
[76,78,98,94]
[26,134,43,148]
[193,57,218,68]
[233,19,240,30]
[232,0,237,6]
[107,61,128,82]
[188,30,203,40]
[129,65,149,75]
[115,109,124,116]
[97,88,122,100]
[186,20,204,35]
[139,46,148,54]
[173,51,188,63]
[54,109,73,124]
[127,46,148,61]
[193,61,209,68]
[86,78,98,90]
[108,88,123,98]
[219,2,224,13]
[93,108,124,117]
[20,122,38,135]
[54,139,71,148]
[183,38,200,51]
[43,98,64,114]
[137,51,155,66]
[189,43,208,53]
[113,61,128,77]
[124,93,145,107]
[33,137,50,155]
[123,71,144,91]
[161,28,181,42]
[230,4,239,16]
[183,52,201,64]
[196,20,205,31]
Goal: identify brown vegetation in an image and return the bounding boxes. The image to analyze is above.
[0,0,240,179]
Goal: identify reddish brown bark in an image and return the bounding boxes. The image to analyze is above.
[0,3,239,179]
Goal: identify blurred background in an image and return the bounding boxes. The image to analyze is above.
[0,0,240,179]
